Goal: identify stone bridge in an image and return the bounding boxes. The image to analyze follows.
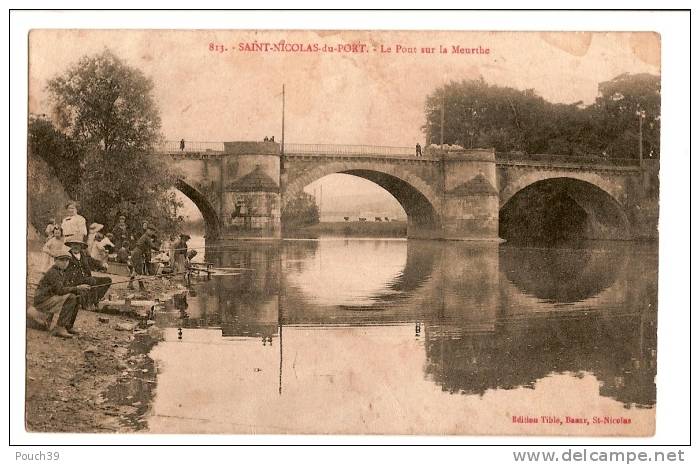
[154,141,658,241]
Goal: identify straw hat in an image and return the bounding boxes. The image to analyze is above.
[54,247,72,260]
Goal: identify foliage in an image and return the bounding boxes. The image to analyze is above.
[47,49,161,154]
[422,73,660,159]
[282,192,320,229]
[28,115,84,197]
[74,148,183,232]
[33,49,183,236]
[27,151,72,235]
[593,73,660,158]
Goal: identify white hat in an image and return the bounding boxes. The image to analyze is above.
[89,223,104,232]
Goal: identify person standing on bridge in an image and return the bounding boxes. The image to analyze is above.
[180,139,185,151]
[416,143,422,157]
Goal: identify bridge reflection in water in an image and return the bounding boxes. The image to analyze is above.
[150,239,657,433]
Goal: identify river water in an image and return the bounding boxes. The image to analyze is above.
[147,238,657,435]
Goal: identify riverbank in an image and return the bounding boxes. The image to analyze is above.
[286,220,407,238]
[25,251,184,432]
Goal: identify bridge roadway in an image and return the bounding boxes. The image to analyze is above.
[153,141,657,241]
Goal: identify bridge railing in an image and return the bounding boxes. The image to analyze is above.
[153,140,641,166]
[284,143,415,157]
[155,140,225,153]
[495,152,641,167]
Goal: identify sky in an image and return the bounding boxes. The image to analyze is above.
[28,30,660,220]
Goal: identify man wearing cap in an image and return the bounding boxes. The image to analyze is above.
[64,239,112,311]
[33,248,90,338]
[129,225,160,290]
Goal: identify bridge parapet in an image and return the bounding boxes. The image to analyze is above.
[496,152,641,168]
[155,141,645,168]
[285,143,414,157]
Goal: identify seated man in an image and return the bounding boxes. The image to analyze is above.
[33,249,91,338]
[64,240,111,311]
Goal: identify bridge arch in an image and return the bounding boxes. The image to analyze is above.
[499,177,631,242]
[499,170,627,208]
[175,178,222,240]
[284,161,442,234]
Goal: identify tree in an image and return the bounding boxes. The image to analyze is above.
[28,114,83,197]
[423,79,550,152]
[42,49,182,233]
[422,74,660,159]
[593,73,660,159]
[282,192,320,230]
[47,49,161,154]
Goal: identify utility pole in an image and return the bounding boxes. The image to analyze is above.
[278,323,283,395]
[440,91,445,146]
[636,106,646,165]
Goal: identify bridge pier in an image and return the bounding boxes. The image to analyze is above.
[219,142,282,239]
[437,149,501,241]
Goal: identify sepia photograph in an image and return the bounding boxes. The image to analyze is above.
[22,26,664,437]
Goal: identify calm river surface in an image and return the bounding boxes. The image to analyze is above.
[147,238,657,435]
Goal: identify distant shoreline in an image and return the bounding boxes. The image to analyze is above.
[285,221,407,238]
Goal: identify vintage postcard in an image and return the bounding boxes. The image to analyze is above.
[25,29,659,435]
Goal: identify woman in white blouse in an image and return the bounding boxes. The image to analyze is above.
[60,201,87,243]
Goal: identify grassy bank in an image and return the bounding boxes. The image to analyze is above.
[286,221,407,238]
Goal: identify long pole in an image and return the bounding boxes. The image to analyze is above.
[281,84,285,156]
[278,323,283,395]
[440,92,445,146]
[638,111,643,165]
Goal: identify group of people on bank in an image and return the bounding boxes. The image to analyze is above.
[32,201,193,339]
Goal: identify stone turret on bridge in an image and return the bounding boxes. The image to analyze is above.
[156,141,658,242]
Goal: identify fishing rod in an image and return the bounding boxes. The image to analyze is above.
[84,270,192,289]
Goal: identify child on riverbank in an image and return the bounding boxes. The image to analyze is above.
[40,226,65,273]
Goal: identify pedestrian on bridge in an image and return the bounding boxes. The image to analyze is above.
[180,139,185,151]
[416,143,422,157]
